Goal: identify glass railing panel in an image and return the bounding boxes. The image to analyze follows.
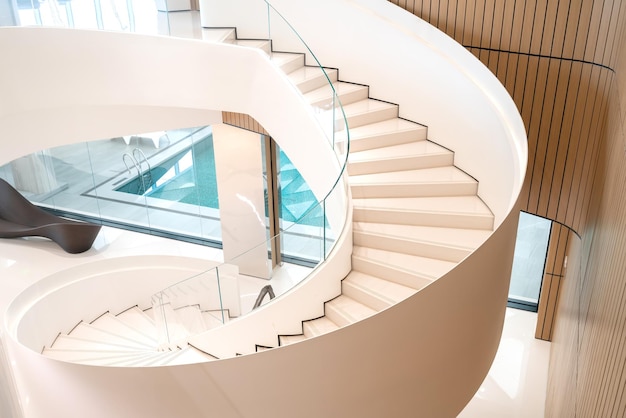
[151,264,229,349]
[150,1,352,342]
[0,143,106,220]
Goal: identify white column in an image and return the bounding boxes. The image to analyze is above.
[213,123,270,279]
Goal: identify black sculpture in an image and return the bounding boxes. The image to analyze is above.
[0,178,101,254]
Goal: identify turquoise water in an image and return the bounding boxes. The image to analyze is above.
[116,136,325,226]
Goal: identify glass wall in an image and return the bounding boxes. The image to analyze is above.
[508,211,552,311]
[0,125,327,264]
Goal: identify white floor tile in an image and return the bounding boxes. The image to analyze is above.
[458,308,550,418]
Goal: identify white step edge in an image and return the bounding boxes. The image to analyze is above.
[341,271,416,312]
[324,295,377,327]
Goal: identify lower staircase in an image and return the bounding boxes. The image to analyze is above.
[42,305,228,366]
[41,28,495,361]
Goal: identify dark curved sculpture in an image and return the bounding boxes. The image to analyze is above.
[0,178,101,253]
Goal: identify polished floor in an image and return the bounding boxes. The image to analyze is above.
[459,308,550,417]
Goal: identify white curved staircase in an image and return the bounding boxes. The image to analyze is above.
[43,306,219,366]
[40,29,494,361]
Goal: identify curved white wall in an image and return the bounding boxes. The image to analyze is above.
[201,0,528,226]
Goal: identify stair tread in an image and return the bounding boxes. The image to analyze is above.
[353,222,491,249]
[116,306,157,333]
[354,245,456,276]
[304,81,368,106]
[270,52,304,73]
[42,347,153,363]
[353,247,452,278]
[69,322,154,349]
[341,99,397,117]
[303,316,340,337]
[349,141,450,163]
[102,352,172,367]
[343,271,416,306]
[50,334,147,352]
[233,39,271,54]
[326,295,377,326]
[350,166,475,185]
[287,66,338,91]
[93,313,158,346]
[280,334,307,346]
[202,28,237,43]
[343,117,427,142]
[352,195,493,216]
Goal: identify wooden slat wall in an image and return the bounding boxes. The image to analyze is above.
[221,112,270,136]
[544,229,580,418]
[535,222,570,341]
[387,1,626,416]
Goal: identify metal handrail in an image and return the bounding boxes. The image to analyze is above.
[252,285,275,310]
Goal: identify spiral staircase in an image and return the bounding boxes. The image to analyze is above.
[40,29,494,363]
[1,2,527,417]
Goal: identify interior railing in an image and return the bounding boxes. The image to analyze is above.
[150,1,351,348]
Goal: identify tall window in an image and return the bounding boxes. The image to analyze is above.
[508,211,552,312]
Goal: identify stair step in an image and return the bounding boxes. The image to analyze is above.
[353,222,490,262]
[340,99,399,129]
[202,28,237,43]
[101,351,167,367]
[350,166,477,198]
[348,141,453,175]
[341,271,416,311]
[344,118,428,152]
[126,349,188,367]
[353,245,457,277]
[352,195,494,230]
[279,334,307,346]
[162,346,216,365]
[300,317,337,339]
[116,306,157,334]
[271,51,305,73]
[304,81,369,108]
[69,322,154,350]
[287,65,339,94]
[324,295,377,327]
[233,39,271,55]
[50,334,145,352]
[42,347,151,364]
[91,313,158,346]
[351,246,454,290]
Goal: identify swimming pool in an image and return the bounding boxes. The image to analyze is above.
[115,134,325,226]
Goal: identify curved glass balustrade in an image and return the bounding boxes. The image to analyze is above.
[150,1,351,349]
[0,1,351,349]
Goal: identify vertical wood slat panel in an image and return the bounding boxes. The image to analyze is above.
[546,61,574,221]
[536,222,569,341]
[221,112,269,136]
[545,229,580,417]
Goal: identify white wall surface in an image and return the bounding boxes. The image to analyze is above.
[213,124,270,279]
